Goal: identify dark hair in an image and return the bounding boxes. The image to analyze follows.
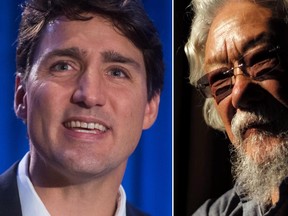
[17,0,164,101]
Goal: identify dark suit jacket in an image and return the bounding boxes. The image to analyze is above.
[0,162,149,216]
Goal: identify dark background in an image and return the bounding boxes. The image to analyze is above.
[174,1,233,215]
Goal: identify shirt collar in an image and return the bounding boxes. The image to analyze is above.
[234,178,288,215]
[17,152,127,216]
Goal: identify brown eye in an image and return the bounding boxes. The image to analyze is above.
[48,60,80,77]
[106,67,130,79]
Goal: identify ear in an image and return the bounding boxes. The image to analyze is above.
[142,93,160,130]
[14,75,27,122]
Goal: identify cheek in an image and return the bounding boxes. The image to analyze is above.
[25,84,50,143]
[26,82,46,120]
[214,98,236,140]
[121,98,146,125]
[114,91,147,134]
[115,83,147,116]
[267,80,288,108]
[26,82,64,126]
[113,99,146,153]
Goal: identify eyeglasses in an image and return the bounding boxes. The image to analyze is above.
[196,46,281,103]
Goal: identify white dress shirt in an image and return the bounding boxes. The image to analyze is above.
[17,153,127,216]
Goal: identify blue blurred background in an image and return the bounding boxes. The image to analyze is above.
[0,0,172,215]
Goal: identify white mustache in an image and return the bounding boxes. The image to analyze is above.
[231,104,288,142]
[231,111,268,140]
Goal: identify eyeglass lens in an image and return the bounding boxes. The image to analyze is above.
[196,46,280,103]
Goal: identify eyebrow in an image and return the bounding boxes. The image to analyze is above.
[42,47,87,61]
[101,50,141,69]
[41,48,141,69]
[242,33,273,53]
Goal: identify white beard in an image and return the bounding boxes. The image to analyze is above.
[230,107,288,206]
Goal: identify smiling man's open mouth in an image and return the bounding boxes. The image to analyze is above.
[64,121,108,133]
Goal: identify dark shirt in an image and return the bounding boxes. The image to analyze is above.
[192,180,288,216]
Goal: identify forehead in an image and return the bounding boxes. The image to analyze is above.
[204,0,279,67]
[33,14,144,66]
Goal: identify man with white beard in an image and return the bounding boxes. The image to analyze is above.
[185,0,288,215]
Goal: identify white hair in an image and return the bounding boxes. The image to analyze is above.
[185,0,288,131]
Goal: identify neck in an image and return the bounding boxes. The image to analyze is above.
[34,181,121,216]
[28,154,126,216]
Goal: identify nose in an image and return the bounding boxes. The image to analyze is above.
[72,70,106,108]
[231,70,265,109]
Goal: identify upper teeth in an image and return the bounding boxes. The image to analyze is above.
[65,121,107,132]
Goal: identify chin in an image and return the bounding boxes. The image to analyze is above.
[239,132,285,164]
[231,132,288,206]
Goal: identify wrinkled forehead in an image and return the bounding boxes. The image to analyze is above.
[204,0,288,69]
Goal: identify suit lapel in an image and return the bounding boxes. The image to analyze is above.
[0,162,22,216]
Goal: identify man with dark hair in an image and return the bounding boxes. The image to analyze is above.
[0,0,164,215]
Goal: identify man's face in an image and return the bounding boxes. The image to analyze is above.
[15,15,159,180]
[204,0,288,162]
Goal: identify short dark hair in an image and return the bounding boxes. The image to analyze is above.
[17,0,164,101]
